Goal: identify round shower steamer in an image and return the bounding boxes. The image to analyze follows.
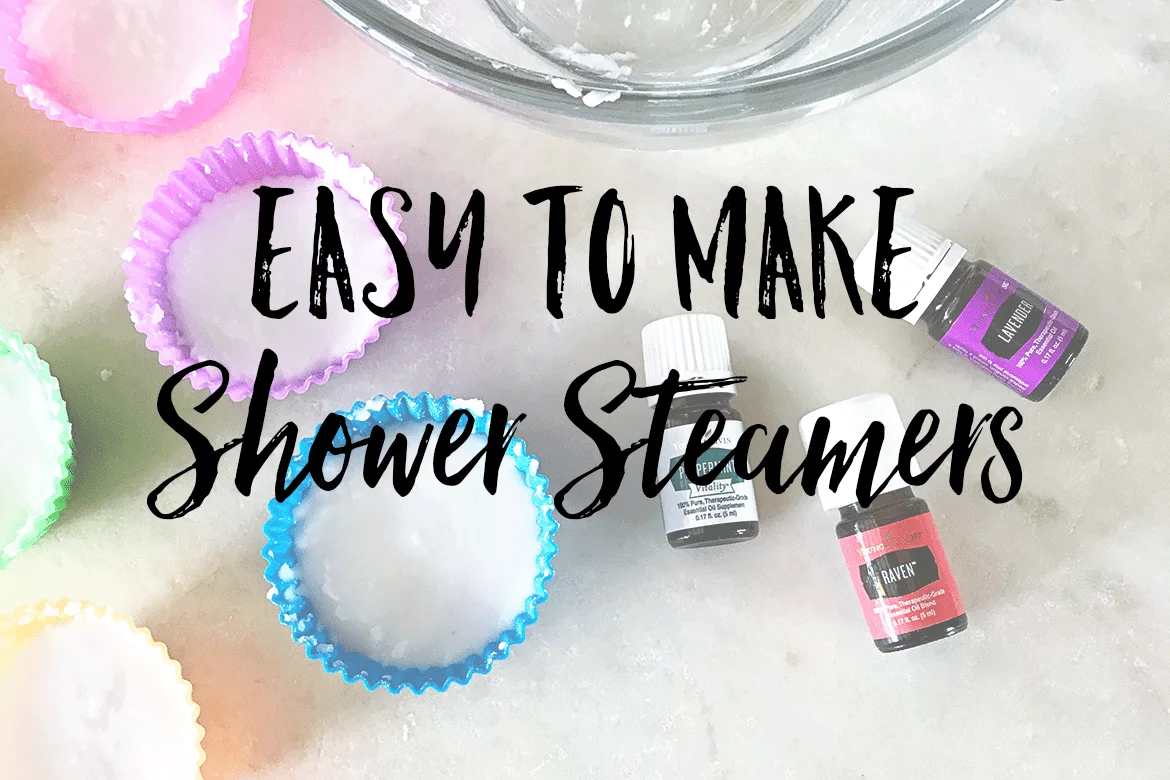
[17,0,242,123]
[164,174,396,394]
[0,606,203,780]
[293,422,543,669]
[125,132,402,400]
[0,332,72,568]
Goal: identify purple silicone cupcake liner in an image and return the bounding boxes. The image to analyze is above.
[123,131,405,401]
[0,0,253,133]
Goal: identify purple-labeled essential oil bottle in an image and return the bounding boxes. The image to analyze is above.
[856,217,1088,401]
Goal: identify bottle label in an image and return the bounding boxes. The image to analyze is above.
[658,419,759,534]
[838,512,965,641]
[939,266,1079,396]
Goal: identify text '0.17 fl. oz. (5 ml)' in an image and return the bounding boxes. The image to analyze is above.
[641,314,760,550]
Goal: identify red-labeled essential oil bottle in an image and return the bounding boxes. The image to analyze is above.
[856,217,1088,401]
[799,393,967,653]
[641,314,761,549]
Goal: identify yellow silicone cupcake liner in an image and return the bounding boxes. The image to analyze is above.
[0,600,206,778]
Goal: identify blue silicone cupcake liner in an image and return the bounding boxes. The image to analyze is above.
[261,391,558,694]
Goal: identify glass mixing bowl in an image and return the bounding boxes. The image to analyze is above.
[323,0,1015,146]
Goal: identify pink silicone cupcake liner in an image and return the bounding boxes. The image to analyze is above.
[123,131,405,401]
[0,0,253,133]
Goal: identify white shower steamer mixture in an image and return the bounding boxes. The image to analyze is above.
[18,0,241,122]
[0,612,202,780]
[0,348,68,559]
[293,421,543,669]
[165,174,395,390]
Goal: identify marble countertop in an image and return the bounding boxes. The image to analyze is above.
[1,0,1168,777]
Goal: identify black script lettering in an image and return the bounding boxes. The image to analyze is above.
[557,362,1029,515]
[434,409,478,485]
[525,185,582,318]
[798,416,895,506]
[897,405,994,494]
[984,406,1024,502]
[639,368,684,496]
[251,186,297,319]
[309,186,356,319]
[682,409,734,486]
[731,423,770,481]
[148,361,241,519]
[948,405,992,493]
[307,413,360,490]
[482,405,526,494]
[673,188,747,317]
[151,349,522,516]
[429,190,485,316]
[871,186,916,319]
[363,424,432,495]
[636,371,748,496]
[757,186,803,318]
[809,187,863,318]
[234,349,310,501]
[365,186,415,317]
[758,425,801,495]
[556,365,749,519]
[556,360,646,519]
[897,408,940,484]
[589,188,636,314]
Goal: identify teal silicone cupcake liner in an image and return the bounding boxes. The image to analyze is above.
[261,391,558,694]
[0,327,73,570]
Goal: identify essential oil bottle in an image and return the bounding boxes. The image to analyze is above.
[641,314,760,549]
[856,216,1088,401]
[798,393,967,652]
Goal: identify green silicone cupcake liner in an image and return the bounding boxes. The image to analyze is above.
[0,327,73,570]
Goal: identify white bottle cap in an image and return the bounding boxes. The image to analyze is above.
[641,314,736,406]
[797,392,920,513]
[854,215,967,325]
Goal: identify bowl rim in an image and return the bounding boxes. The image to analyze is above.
[321,0,1015,130]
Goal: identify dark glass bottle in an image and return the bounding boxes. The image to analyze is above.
[858,216,1088,401]
[642,313,760,551]
[836,487,968,652]
[663,391,760,550]
[800,392,968,654]
[920,258,1089,402]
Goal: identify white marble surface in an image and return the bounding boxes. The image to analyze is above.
[1,0,1169,777]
